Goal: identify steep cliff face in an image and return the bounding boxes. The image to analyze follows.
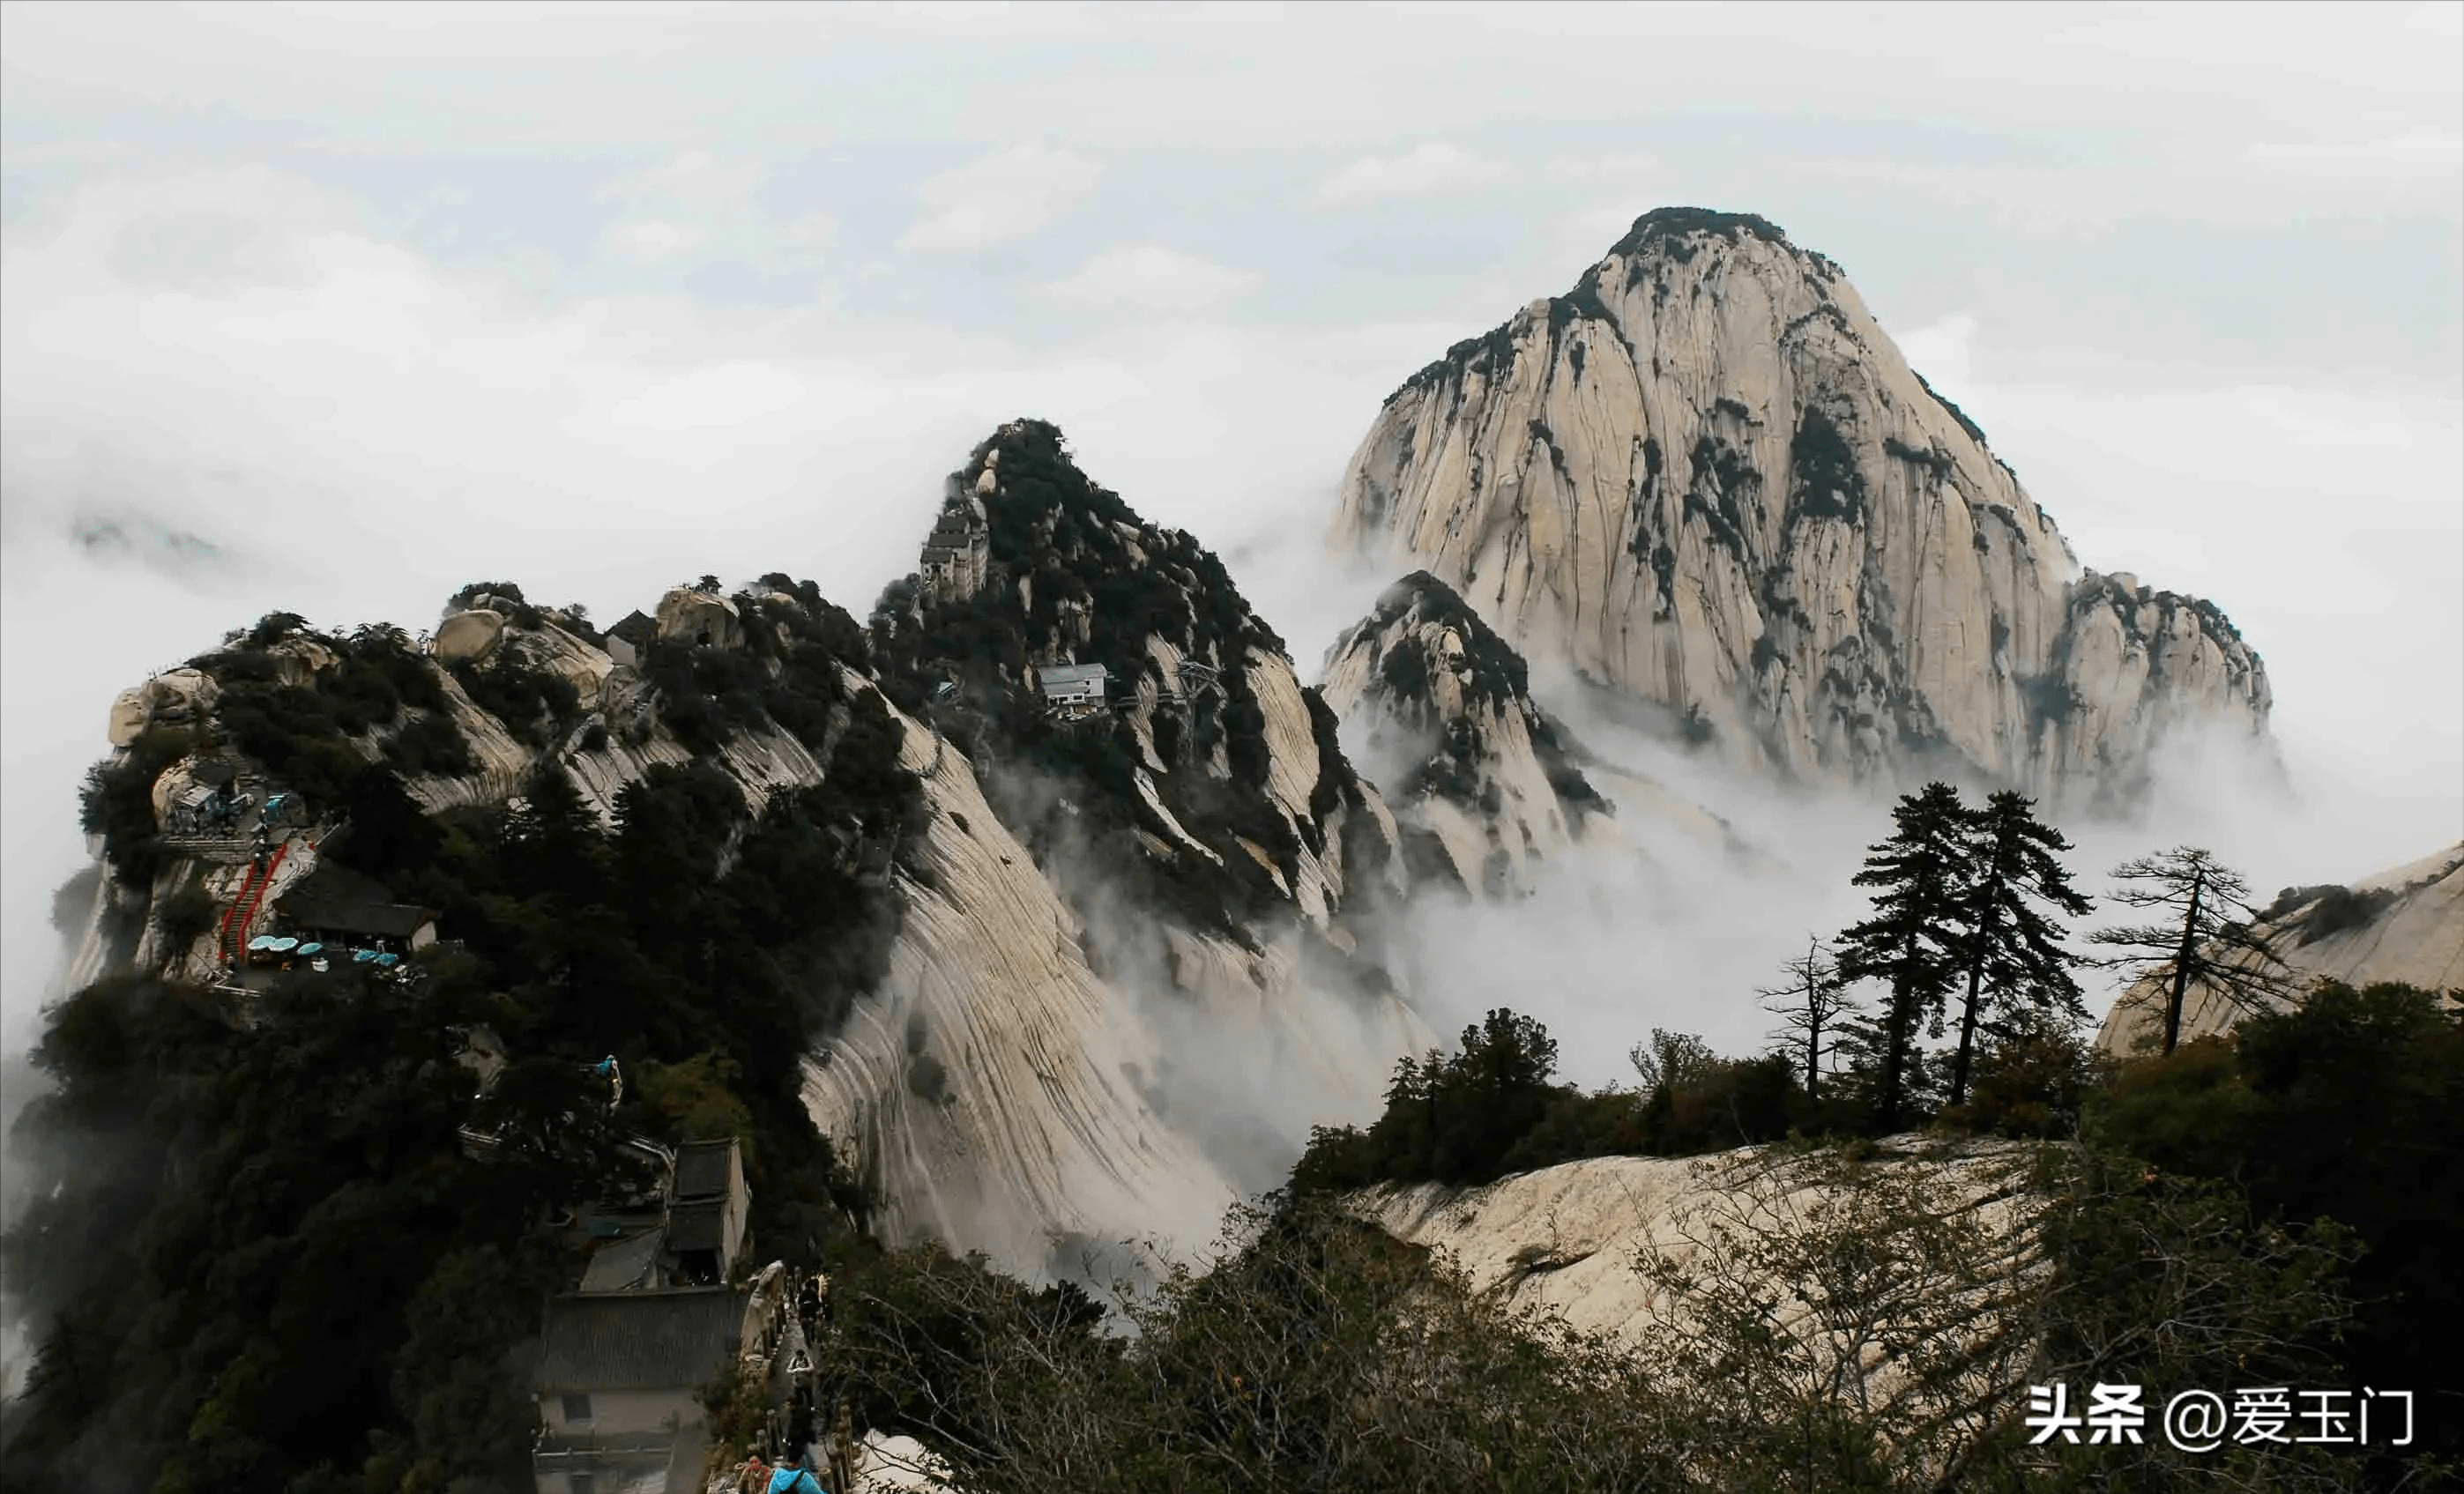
[2095,842,2464,1054]
[797,420,1436,1267]
[1321,571,1610,896]
[875,419,1411,947]
[64,423,1435,1284]
[800,698,1427,1275]
[1331,207,2270,807]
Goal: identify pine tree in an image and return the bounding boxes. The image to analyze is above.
[2090,846,2292,1055]
[1758,937,1857,1100]
[503,762,607,907]
[1835,782,1971,1132]
[1945,791,2094,1107]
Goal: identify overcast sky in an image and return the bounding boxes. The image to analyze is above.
[4,1,2460,1057]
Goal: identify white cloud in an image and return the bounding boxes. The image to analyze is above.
[897,144,1100,253]
[2247,131,2464,174]
[600,218,705,264]
[0,169,1461,1067]
[584,152,845,274]
[0,1,2458,1291]
[775,210,839,251]
[599,150,770,216]
[1047,243,1257,311]
[1317,142,1502,203]
[1545,152,1659,182]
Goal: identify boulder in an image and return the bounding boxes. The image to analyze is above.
[431,608,507,664]
[107,668,221,746]
[265,636,338,688]
[655,587,744,650]
[106,688,150,747]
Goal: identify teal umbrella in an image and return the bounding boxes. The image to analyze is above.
[247,935,278,951]
[295,942,324,956]
[375,953,400,968]
[268,937,298,953]
[353,949,379,964]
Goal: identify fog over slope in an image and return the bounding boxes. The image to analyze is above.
[3,204,2457,1393]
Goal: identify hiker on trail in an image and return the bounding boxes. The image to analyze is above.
[767,1459,828,1494]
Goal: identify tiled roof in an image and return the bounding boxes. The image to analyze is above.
[533,1287,744,1393]
[578,1226,666,1293]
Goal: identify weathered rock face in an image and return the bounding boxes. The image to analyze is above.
[801,700,1428,1275]
[104,667,220,747]
[2096,842,2464,1054]
[429,607,507,664]
[1356,1141,2041,1414]
[1331,208,2270,808]
[1321,571,1608,896]
[788,422,1440,1269]
[875,419,1413,942]
[67,422,1439,1286]
[655,586,745,649]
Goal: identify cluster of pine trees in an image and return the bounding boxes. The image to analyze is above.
[1785,784,2097,1134]
[1298,781,2307,1195]
[8,602,909,1494]
[1766,784,2299,1137]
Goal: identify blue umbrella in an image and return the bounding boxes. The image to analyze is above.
[375,953,400,968]
[353,949,379,964]
[295,942,324,956]
[268,937,298,953]
[247,935,278,951]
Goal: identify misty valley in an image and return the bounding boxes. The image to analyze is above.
[4,210,2458,1494]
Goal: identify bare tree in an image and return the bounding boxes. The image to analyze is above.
[2090,847,2296,1056]
[1760,936,1859,1099]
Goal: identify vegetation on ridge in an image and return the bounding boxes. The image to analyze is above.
[11,578,909,1493]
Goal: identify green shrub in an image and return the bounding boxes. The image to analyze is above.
[383,710,476,777]
[79,725,194,887]
[2086,982,2464,1464]
[158,882,220,951]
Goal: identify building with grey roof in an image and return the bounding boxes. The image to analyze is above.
[531,1285,748,1494]
[1037,662,1110,715]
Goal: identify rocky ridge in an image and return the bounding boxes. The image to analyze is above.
[1320,570,1610,896]
[68,423,1435,1281]
[1331,207,2270,810]
[2095,841,2464,1054]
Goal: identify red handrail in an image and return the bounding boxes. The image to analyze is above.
[218,840,290,963]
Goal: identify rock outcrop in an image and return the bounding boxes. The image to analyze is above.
[801,695,1426,1275]
[66,420,1439,1285]
[1321,571,1609,896]
[1330,208,2269,809]
[1357,1140,2043,1416]
[656,586,746,649]
[2096,841,2464,1053]
[104,667,220,747]
[875,420,1413,942]
[430,607,507,664]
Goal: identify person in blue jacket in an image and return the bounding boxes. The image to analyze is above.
[767,1461,827,1494]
